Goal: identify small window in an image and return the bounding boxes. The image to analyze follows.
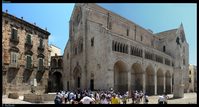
[26,34,31,44]
[91,37,94,47]
[127,29,129,36]
[141,35,143,41]
[26,55,32,69]
[189,70,191,74]
[39,39,43,47]
[189,77,192,83]
[38,58,44,71]
[11,28,17,40]
[163,46,166,52]
[183,59,185,65]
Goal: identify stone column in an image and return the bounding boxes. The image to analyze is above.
[163,74,166,93]
[128,69,132,97]
[170,75,173,94]
[154,66,157,95]
[154,73,157,95]
[142,72,146,94]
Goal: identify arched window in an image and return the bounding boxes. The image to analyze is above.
[115,42,117,51]
[51,59,57,68]
[117,43,120,52]
[58,59,62,68]
[126,45,128,54]
[123,44,125,53]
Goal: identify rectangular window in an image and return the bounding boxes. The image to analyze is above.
[26,55,32,69]
[183,59,185,65]
[38,58,43,71]
[26,34,31,44]
[11,28,17,39]
[189,77,192,83]
[39,39,44,48]
[10,52,18,67]
[126,29,129,36]
[91,37,94,47]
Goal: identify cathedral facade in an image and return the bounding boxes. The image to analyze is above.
[63,4,189,98]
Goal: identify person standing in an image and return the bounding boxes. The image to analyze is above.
[158,95,164,104]
[111,94,120,104]
[143,93,149,104]
[80,93,95,104]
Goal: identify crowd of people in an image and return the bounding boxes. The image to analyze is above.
[54,89,155,104]
[54,89,168,104]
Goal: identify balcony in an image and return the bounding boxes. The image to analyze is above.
[9,63,20,70]
[10,37,19,45]
[25,41,33,49]
[38,66,45,72]
[25,64,34,71]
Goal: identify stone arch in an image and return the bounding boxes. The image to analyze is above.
[145,64,155,95]
[73,65,82,89]
[131,63,143,91]
[157,68,164,95]
[51,71,63,92]
[114,60,128,93]
[166,71,172,94]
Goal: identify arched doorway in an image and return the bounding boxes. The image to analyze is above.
[157,69,164,95]
[166,71,171,94]
[145,65,155,95]
[131,63,143,91]
[114,61,128,94]
[73,66,81,89]
[52,72,63,92]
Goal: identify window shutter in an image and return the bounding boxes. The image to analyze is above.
[11,52,14,64]
[30,56,32,68]
[27,56,30,68]
[16,53,18,67]
[11,29,14,39]
[14,29,17,39]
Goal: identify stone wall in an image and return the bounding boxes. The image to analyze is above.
[2,12,50,95]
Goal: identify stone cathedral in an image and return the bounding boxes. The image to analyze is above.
[63,3,189,98]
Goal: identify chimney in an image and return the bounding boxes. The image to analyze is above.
[21,17,23,19]
[5,10,8,13]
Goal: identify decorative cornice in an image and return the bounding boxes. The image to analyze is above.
[2,11,50,38]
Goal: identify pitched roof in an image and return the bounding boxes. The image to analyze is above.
[155,29,178,39]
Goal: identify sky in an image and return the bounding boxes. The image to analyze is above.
[2,3,197,66]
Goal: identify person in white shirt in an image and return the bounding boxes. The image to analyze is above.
[80,94,95,104]
[158,95,165,104]
[143,94,149,104]
[100,94,109,104]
